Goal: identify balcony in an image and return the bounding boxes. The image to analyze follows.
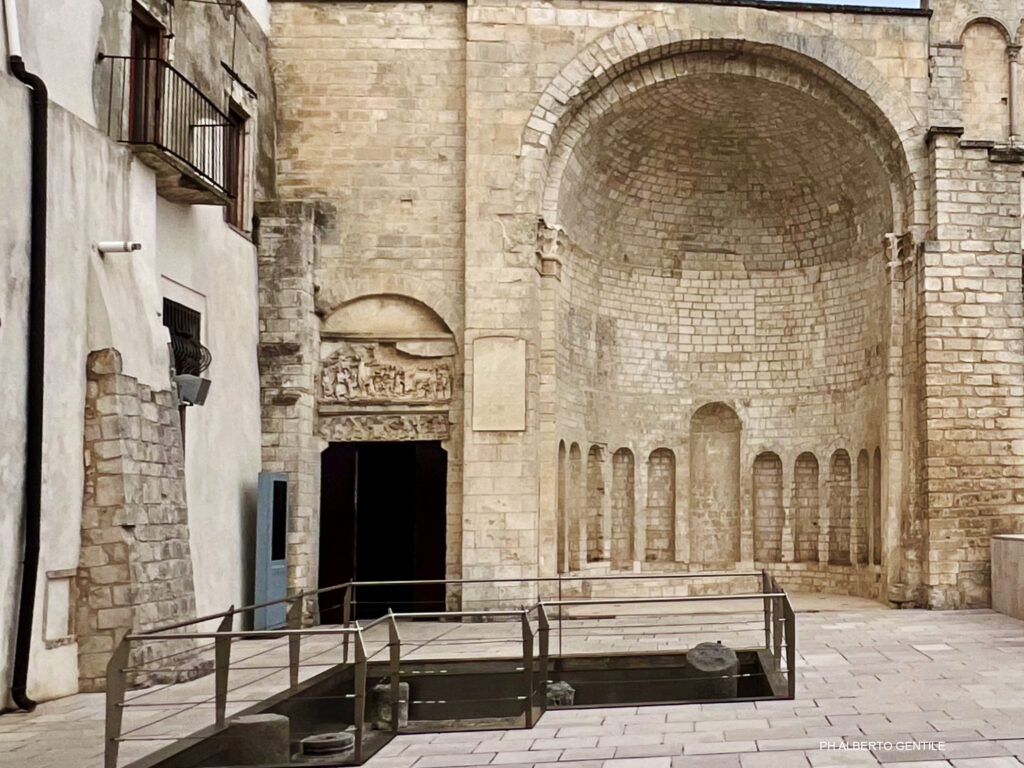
[98,54,240,205]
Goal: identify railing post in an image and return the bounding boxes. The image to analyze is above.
[215,609,234,726]
[342,584,352,664]
[104,633,131,768]
[537,604,550,718]
[288,596,303,690]
[521,612,535,728]
[786,598,794,700]
[388,611,402,735]
[773,592,783,670]
[353,631,367,763]
[557,574,563,657]
[761,571,771,654]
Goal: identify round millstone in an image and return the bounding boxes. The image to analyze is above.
[300,731,356,756]
[687,640,738,672]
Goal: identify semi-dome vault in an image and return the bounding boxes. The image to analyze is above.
[552,51,902,270]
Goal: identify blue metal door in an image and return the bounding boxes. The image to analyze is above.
[254,472,288,630]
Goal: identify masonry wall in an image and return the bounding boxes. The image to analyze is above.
[257,0,1024,611]
[270,2,466,316]
[268,3,468,589]
[77,350,199,691]
[921,136,1024,607]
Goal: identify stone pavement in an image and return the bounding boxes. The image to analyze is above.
[2,599,1024,768]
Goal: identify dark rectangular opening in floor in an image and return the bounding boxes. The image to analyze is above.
[141,648,784,768]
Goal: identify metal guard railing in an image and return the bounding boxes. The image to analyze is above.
[97,54,239,197]
[104,571,796,768]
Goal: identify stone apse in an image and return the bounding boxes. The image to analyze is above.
[546,45,903,600]
[265,0,1024,611]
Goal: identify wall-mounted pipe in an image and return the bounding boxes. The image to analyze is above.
[4,0,47,713]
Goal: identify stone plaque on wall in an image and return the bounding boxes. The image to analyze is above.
[319,340,453,405]
[472,336,526,431]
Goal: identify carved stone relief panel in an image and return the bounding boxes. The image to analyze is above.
[318,413,450,442]
[319,340,453,405]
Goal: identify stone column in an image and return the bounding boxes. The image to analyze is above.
[739,444,754,565]
[633,449,647,569]
[599,449,613,563]
[255,202,325,602]
[537,225,562,578]
[817,457,828,565]
[572,445,587,572]
[675,442,690,564]
[884,233,913,601]
[780,453,794,563]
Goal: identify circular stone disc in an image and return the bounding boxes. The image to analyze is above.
[301,731,356,755]
[687,641,738,672]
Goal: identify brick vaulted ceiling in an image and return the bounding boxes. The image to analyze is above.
[556,65,896,271]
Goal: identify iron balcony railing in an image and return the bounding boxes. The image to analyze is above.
[98,54,239,198]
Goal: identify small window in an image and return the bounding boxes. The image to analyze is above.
[271,480,288,561]
[129,4,164,144]
[225,104,249,230]
[162,298,210,376]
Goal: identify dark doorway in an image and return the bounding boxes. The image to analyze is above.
[318,441,447,620]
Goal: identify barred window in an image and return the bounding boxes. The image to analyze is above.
[162,298,211,376]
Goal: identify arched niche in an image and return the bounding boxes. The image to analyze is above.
[611,448,635,569]
[961,21,1011,141]
[689,403,741,566]
[646,448,676,564]
[753,451,783,563]
[586,445,606,563]
[794,453,820,563]
[828,450,852,566]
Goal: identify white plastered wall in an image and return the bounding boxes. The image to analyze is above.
[0,78,261,706]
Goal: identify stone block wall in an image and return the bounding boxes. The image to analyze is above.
[256,202,323,598]
[921,136,1024,608]
[268,3,468,590]
[260,0,1024,610]
[645,449,675,563]
[77,349,199,691]
[753,453,784,564]
[269,2,466,315]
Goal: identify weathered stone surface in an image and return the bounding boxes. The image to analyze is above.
[992,535,1024,620]
[369,681,410,731]
[264,0,1024,610]
[77,349,199,692]
[215,714,291,766]
[687,641,740,699]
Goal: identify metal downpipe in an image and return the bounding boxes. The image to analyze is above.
[5,0,47,713]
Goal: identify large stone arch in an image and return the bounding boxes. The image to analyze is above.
[519,8,924,229]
